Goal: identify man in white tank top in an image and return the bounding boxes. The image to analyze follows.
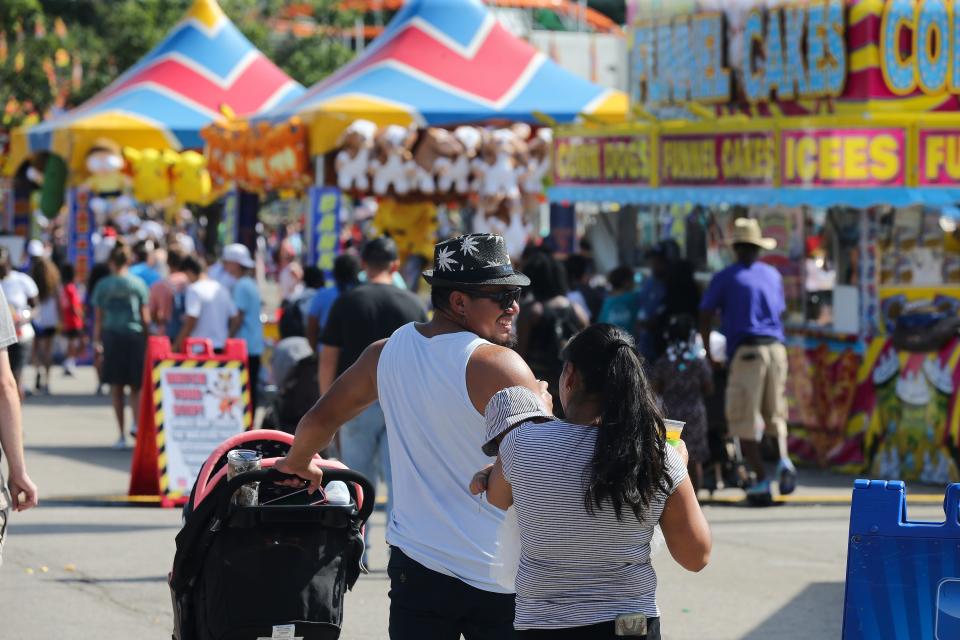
[278,234,550,639]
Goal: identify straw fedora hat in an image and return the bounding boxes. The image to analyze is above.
[729,218,777,250]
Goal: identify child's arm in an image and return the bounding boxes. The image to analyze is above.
[485,457,513,510]
[469,457,513,510]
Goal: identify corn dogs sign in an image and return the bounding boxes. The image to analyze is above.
[553,133,653,186]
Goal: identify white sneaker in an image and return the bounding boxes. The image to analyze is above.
[130,423,137,438]
[112,436,128,449]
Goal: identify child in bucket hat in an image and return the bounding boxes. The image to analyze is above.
[470,385,553,496]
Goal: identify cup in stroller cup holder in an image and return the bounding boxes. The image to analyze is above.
[226,449,261,506]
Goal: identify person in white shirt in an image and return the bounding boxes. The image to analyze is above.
[174,256,237,353]
[0,247,38,397]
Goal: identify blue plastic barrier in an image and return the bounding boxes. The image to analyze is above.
[843,479,960,639]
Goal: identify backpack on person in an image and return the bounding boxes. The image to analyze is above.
[166,282,187,341]
[276,353,319,433]
[279,298,305,341]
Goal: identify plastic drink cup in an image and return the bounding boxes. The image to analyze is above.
[664,419,685,446]
[226,449,261,506]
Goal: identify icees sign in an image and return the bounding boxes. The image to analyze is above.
[631,0,845,105]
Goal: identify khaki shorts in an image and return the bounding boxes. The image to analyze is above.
[725,342,789,442]
[0,469,9,568]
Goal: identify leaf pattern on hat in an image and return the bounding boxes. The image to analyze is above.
[460,235,480,257]
[436,246,458,272]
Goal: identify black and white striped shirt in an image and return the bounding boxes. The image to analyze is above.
[500,419,688,629]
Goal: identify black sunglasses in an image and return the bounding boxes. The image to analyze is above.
[460,287,522,310]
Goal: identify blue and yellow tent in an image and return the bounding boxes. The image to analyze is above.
[7,0,304,174]
[262,0,627,153]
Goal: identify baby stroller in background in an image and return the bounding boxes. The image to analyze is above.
[170,430,374,640]
[702,332,750,494]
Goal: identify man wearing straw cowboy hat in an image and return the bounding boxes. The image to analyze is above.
[699,218,797,505]
[278,233,549,638]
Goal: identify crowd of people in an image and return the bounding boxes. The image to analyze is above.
[0,205,801,636]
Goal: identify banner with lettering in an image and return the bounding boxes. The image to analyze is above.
[659,128,776,187]
[306,186,341,279]
[918,126,960,186]
[66,188,95,285]
[780,123,907,188]
[553,130,654,187]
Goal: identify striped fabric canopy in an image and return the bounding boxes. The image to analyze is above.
[263,0,627,153]
[8,0,304,173]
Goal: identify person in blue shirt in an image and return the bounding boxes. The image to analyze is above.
[634,245,670,363]
[305,253,360,351]
[597,265,638,333]
[129,240,161,288]
[699,218,797,505]
[223,243,265,413]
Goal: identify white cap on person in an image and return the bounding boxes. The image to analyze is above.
[222,243,255,269]
[27,239,45,258]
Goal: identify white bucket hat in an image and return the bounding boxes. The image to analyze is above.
[222,243,255,269]
[482,386,554,456]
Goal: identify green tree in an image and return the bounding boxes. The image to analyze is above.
[0,0,357,129]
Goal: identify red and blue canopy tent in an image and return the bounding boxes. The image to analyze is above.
[7,0,304,174]
[261,0,627,154]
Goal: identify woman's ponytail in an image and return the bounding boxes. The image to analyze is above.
[563,324,673,522]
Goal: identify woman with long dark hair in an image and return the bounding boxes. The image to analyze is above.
[471,323,711,639]
[29,256,61,394]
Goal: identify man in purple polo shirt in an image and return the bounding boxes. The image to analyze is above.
[699,218,797,505]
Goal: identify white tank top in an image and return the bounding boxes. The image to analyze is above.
[378,322,509,593]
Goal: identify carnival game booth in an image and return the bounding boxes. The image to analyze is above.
[208,0,627,273]
[551,0,960,484]
[2,0,304,271]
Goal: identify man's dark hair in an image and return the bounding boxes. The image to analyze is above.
[523,251,568,300]
[733,242,761,264]
[333,253,361,291]
[59,262,75,284]
[109,244,132,269]
[167,248,185,272]
[303,266,325,290]
[565,254,591,283]
[431,285,455,313]
[362,236,398,271]
[607,265,635,292]
[181,255,204,276]
[133,240,153,264]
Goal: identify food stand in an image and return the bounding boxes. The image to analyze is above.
[550,0,960,482]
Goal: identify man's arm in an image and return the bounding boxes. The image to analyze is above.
[318,344,339,396]
[306,315,320,351]
[0,349,37,511]
[173,316,198,352]
[467,344,551,415]
[229,311,244,338]
[275,339,384,492]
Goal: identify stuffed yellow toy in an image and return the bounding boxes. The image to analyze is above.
[171,150,212,205]
[85,139,133,218]
[373,199,438,263]
[123,147,173,203]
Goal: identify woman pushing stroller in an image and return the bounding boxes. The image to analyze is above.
[471,323,712,639]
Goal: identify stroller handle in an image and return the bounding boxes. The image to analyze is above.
[216,467,376,525]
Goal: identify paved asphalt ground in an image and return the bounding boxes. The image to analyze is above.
[0,367,950,639]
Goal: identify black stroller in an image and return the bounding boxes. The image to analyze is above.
[169,429,375,640]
